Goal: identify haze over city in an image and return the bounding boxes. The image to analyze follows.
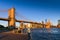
[0,0,60,26]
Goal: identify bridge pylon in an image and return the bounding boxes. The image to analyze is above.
[8,8,15,27]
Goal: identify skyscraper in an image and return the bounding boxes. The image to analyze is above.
[57,20,60,28]
[58,20,60,25]
[45,19,51,28]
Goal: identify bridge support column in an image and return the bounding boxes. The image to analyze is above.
[8,8,15,27]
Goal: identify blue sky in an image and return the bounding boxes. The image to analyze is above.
[0,0,60,26]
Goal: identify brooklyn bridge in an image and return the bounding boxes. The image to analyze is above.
[0,8,60,40]
[0,7,44,29]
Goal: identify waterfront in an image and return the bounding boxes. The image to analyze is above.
[0,28,60,40]
[0,32,28,40]
[31,28,60,40]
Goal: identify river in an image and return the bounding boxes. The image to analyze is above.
[30,28,60,40]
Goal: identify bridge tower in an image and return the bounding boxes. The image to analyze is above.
[8,8,15,27]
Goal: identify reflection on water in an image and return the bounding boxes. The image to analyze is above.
[31,28,60,40]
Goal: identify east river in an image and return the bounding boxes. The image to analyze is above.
[30,28,60,40]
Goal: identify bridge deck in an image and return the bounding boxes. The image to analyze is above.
[0,18,40,24]
[0,18,9,21]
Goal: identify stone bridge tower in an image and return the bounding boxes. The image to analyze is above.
[8,8,15,27]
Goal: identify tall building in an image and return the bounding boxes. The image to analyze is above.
[58,20,60,25]
[57,20,60,28]
[45,19,51,28]
[45,19,47,23]
[41,21,45,28]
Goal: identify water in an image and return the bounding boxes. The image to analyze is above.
[30,28,60,40]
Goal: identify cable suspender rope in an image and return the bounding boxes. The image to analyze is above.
[15,12,33,22]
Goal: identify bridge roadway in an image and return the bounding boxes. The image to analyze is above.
[0,18,9,21]
[0,18,41,24]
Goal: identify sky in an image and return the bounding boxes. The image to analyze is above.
[0,0,60,26]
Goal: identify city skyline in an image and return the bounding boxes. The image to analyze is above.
[0,0,60,26]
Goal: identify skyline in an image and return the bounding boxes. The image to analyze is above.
[0,0,60,26]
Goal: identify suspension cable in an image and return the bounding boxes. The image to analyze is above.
[15,12,33,22]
